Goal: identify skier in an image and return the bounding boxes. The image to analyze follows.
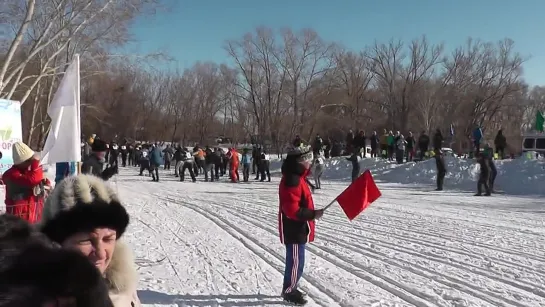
[213,148,223,180]
[475,152,491,196]
[163,145,174,170]
[109,143,119,167]
[120,144,128,167]
[434,149,446,191]
[278,145,323,305]
[346,151,361,183]
[173,146,184,177]
[254,146,262,180]
[149,144,163,182]
[258,149,271,182]
[312,153,324,189]
[204,146,216,182]
[179,148,196,182]
[138,147,151,176]
[241,148,252,182]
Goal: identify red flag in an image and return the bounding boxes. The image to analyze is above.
[336,170,381,220]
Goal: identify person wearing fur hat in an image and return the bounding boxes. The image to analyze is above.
[278,145,324,305]
[0,214,114,307]
[2,141,49,224]
[40,174,141,307]
[81,138,118,181]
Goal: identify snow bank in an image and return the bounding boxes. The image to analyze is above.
[272,155,545,195]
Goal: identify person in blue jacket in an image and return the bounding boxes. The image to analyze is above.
[149,144,163,182]
[472,125,483,154]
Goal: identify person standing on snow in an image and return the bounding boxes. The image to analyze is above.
[120,144,128,167]
[494,129,507,159]
[346,151,361,182]
[213,148,223,180]
[162,145,174,170]
[149,144,163,182]
[278,145,324,305]
[2,142,50,224]
[204,146,216,182]
[81,139,118,181]
[370,131,379,158]
[253,146,262,180]
[109,143,119,167]
[138,147,151,176]
[179,148,196,182]
[228,148,240,183]
[241,148,252,182]
[258,149,271,182]
[417,131,430,160]
[173,146,184,177]
[396,134,407,164]
[472,125,483,155]
[434,149,446,191]
[405,131,415,162]
[475,152,491,196]
[312,153,324,189]
[483,144,497,192]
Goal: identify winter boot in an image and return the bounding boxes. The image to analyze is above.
[282,290,307,305]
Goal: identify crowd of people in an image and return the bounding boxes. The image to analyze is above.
[80,136,274,184]
[0,125,507,305]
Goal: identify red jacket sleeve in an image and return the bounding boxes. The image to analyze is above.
[280,185,302,220]
[280,184,316,221]
[7,160,44,187]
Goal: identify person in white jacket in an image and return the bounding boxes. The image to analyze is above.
[312,152,325,189]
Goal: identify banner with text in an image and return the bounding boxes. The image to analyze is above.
[0,99,23,175]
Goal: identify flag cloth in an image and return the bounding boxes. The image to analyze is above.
[41,54,81,165]
[335,170,381,220]
[536,111,544,132]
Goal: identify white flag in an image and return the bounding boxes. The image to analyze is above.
[41,54,81,164]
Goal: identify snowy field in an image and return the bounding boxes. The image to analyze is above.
[114,165,545,307]
[1,157,545,306]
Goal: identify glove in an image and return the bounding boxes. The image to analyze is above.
[314,209,324,220]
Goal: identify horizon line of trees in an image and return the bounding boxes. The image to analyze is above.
[2,1,544,154]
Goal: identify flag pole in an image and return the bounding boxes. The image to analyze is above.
[322,198,337,211]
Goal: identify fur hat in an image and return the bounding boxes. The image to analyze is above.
[40,174,129,244]
[12,142,34,165]
[286,144,313,162]
[91,139,108,152]
[0,214,114,307]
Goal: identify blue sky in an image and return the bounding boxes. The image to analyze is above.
[124,0,545,86]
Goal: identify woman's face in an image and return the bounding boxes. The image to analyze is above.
[62,228,117,274]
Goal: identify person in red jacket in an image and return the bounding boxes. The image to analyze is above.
[278,145,324,305]
[228,148,240,183]
[2,142,47,223]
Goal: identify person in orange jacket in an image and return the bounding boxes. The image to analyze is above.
[228,148,240,182]
[2,142,50,223]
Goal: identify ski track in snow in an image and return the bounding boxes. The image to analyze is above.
[113,169,545,307]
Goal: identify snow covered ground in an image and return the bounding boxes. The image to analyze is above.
[112,166,545,307]
[1,158,545,306]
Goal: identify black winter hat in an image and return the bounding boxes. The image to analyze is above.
[40,174,130,245]
[92,139,108,152]
[0,214,114,307]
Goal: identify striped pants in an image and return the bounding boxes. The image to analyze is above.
[283,243,306,294]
